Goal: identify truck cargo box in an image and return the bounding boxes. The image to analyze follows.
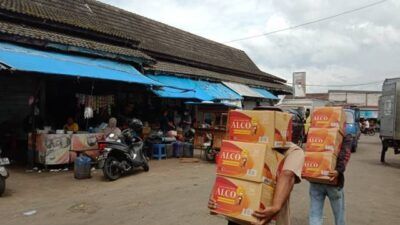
[380,78,400,139]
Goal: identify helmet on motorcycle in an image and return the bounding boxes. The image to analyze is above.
[129,118,143,132]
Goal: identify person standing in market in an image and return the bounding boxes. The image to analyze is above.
[308,136,352,225]
[160,110,175,133]
[208,143,305,225]
[182,110,192,134]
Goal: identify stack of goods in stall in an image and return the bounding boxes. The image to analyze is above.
[302,107,346,184]
[209,110,292,223]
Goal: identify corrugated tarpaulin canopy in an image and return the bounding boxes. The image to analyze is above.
[222,81,266,98]
[147,74,242,101]
[251,87,279,100]
[0,42,161,86]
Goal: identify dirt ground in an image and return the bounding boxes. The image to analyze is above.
[1,135,400,225]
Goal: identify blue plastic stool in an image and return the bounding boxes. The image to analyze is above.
[152,144,167,160]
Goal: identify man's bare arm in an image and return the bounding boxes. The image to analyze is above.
[252,170,296,225]
[272,170,296,210]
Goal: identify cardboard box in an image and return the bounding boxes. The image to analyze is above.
[210,176,275,223]
[311,107,346,134]
[302,152,337,184]
[306,128,343,155]
[227,110,292,147]
[216,140,285,183]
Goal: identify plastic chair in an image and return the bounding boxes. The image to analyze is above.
[152,144,167,160]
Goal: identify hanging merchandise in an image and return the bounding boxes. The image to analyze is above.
[84,106,94,119]
[76,94,115,116]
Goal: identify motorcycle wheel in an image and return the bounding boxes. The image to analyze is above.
[368,130,376,136]
[142,152,150,172]
[143,161,150,172]
[205,147,216,162]
[0,176,5,196]
[103,156,121,181]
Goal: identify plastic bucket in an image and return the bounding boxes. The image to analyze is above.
[173,142,184,157]
[166,144,174,158]
[74,155,91,179]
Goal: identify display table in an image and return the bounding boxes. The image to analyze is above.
[28,133,104,165]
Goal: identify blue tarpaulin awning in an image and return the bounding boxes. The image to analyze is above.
[147,74,242,101]
[251,87,279,100]
[196,80,242,101]
[0,42,161,86]
[147,75,210,100]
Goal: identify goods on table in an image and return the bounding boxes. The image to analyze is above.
[306,128,343,155]
[227,110,292,148]
[303,107,344,184]
[210,176,274,223]
[310,107,346,135]
[216,140,284,184]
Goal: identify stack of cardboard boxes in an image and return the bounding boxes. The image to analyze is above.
[302,107,346,184]
[209,110,292,223]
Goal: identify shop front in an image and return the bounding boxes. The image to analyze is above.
[0,42,160,166]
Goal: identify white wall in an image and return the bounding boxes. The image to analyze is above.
[329,91,381,107]
[329,92,346,102]
[347,93,366,106]
[366,93,381,107]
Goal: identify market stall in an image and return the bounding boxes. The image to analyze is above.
[187,102,238,161]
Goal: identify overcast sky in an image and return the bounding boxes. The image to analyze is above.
[99,0,399,93]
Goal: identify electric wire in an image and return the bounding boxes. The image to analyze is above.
[224,0,388,43]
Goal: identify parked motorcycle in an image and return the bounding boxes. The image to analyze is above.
[203,132,218,162]
[98,119,149,181]
[0,148,10,196]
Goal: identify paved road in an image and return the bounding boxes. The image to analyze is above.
[1,135,399,225]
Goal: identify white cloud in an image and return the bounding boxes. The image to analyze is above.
[99,0,400,93]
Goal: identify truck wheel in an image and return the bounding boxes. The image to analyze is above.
[0,176,5,196]
[381,148,387,163]
[381,140,389,163]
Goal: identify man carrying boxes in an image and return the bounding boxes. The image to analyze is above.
[208,110,305,225]
[302,107,351,225]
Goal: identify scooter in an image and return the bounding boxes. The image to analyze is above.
[0,148,10,196]
[361,127,375,136]
[97,119,149,181]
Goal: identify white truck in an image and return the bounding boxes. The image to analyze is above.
[379,78,400,162]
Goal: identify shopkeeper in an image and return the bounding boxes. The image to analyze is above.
[63,117,79,133]
[103,117,121,138]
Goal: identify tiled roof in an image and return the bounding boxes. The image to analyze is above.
[0,0,133,41]
[0,0,270,79]
[0,20,154,62]
[146,61,291,92]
